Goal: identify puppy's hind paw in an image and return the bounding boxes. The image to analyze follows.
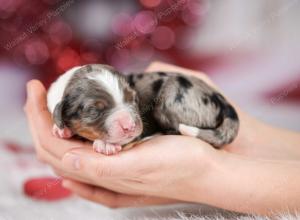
[178,124,200,137]
[52,124,73,139]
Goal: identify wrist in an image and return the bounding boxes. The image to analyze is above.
[182,140,224,203]
[223,110,262,156]
[188,149,244,210]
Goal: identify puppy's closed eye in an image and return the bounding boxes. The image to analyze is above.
[83,100,108,120]
[95,100,108,110]
[85,106,101,119]
[134,94,139,103]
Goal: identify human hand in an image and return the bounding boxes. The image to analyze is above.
[24,78,184,207]
[24,75,216,207]
[60,132,215,198]
[62,180,178,208]
[25,61,300,209]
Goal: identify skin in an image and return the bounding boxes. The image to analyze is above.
[24,61,300,215]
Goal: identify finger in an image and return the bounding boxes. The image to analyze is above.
[37,145,73,173]
[52,168,92,185]
[24,80,49,160]
[24,80,48,113]
[24,80,59,156]
[25,107,43,161]
[24,80,53,133]
[62,148,130,179]
[37,144,94,185]
[62,180,177,208]
[63,180,122,208]
[33,137,95,185]
[62,138,166,180]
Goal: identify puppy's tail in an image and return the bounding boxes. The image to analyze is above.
[179,106,239,148]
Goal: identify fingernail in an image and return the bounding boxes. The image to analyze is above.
[63,152,81,170]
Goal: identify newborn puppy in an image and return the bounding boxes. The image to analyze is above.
[127,72,239,147]
[47,64,143,155]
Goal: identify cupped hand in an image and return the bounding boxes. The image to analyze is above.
[60,133,215,201]
[24,80,216,207]
[24,79,189,206]
[24,61,300,208]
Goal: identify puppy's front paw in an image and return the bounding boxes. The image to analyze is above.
[52,124,73,139]
[93,140,122,155]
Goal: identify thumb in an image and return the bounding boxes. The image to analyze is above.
[61,148,131,178]
[25,80,48,113]
[24,79,53,135]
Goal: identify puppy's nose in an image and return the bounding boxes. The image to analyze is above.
[113,110,137,135]
[118,117,136,133]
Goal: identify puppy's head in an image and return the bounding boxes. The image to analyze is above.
[54,65,143,145]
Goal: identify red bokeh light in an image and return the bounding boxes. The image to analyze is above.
[133,10,157,34]
[151,26,175,50]
[56,48,81,72]
[139,0,162,8]
[81,52,99,64]
[111,13,134,36]
[47,20,73,45]
[131,39,154,61]
[109,49,130,69]
[24,39,49,65]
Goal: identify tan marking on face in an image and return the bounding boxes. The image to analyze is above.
[123,86,135,103]
[71,120,104,141]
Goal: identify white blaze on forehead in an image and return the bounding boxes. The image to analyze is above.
[87,68,124,104]
[47,66,82,113]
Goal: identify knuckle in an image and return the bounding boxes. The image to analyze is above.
[95,164,112,178]
[94,160,114,178]
[52,169,66,177]
[54,170,69,178]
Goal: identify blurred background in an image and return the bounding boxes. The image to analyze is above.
[0,0,300,219]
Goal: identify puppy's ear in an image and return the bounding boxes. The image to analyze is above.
[53,101,65,129]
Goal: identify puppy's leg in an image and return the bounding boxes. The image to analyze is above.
[52,124,73,139]
[178,124,200,137]
[93,139,122,155]
[179,123,229,147]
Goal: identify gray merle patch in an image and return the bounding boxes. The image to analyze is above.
[152,79,164,93]
[177,76,192,89]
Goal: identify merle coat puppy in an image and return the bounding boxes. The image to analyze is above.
[47,64,239,156]
[127,72,239,147]
[47,64,143,155]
